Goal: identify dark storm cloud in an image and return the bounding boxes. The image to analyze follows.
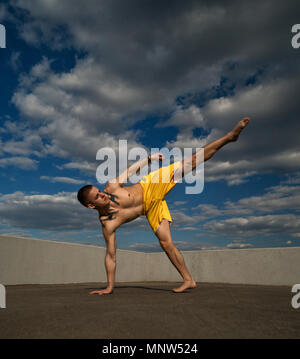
[11,0,300,87]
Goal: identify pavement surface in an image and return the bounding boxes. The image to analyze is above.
[0,282,299,339]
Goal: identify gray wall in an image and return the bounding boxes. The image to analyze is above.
[0,235,299,286]
[0,235,145,285]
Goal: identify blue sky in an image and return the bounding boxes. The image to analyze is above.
[0,0,300,252]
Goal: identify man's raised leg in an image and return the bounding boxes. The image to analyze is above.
[203,117,251,162]
[155,219,196,293]
[176,118,251,179]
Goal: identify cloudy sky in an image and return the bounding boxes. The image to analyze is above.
[0,0,300,252]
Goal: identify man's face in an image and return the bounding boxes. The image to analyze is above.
[87,186,110,209]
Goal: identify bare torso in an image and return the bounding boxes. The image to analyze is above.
[98,183,144,232]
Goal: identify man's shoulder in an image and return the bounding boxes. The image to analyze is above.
[104,181,121,192]
[99,213,121,232]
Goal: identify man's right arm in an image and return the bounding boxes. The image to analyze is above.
[110,153,164,185]
[89,226,116,295]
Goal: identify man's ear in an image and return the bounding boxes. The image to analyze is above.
[87,203,95,209]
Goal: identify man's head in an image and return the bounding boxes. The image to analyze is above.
[77,185,110,210]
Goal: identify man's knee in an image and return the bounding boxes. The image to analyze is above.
[159,238,173,251]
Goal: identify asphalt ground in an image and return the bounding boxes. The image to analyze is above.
[0,282,299,339]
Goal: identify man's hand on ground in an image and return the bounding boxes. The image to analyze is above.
[89,287,113,295]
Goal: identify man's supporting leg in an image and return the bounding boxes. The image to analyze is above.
[155,219,196,293]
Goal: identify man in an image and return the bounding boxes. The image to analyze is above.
[77,118,251,294]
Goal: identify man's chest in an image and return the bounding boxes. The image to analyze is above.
[105,186,142,209]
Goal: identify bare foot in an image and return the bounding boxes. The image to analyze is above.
[227,117,251,142]
[172,279,197,293]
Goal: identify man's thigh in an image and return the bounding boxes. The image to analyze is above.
[141,162,181,200]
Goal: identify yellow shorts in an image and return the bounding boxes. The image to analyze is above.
[139,161,181,233]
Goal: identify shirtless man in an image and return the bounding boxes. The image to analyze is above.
[77,118,251,294]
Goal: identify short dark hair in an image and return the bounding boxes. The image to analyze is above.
[77,184,93,207]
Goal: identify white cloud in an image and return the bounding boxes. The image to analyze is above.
[291,233,300,239]
[227,242,253,249]
[11,57,150,167]
[40,176,85,185]
[0,191,98,230]
[204,160,257,186]
[128,242,161,252]
[128,240,222,252]
[3,133,44,157]
[173,201,187,206]
[170,209,205,227]
[178,227,198,231]
[57,161,97,174]
[192,203,223,218]
[9,51,21,72]
[0,156,38,170]
[189,180,300,240]
[158,105,206,131]
[205,214,300,237]
[224,185,300,215]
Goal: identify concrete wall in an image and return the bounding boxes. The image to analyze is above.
[0,235,146,285]
[0,235,299,286]
[147,248,300,286]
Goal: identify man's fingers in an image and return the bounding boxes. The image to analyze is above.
[90,290,103,295]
